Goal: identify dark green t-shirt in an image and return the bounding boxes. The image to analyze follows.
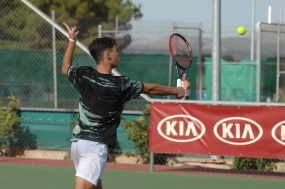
[68,66,143,147]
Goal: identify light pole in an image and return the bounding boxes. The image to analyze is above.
[250,0,255,60]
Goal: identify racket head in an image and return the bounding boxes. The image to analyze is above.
[169,33,193,69]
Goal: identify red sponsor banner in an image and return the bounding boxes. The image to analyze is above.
[149,103,285,158]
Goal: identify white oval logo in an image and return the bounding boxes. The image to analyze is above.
[213,117,263,145]
[157,115,206,142]
[272,121,285,146]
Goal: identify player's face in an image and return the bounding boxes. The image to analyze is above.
[109,45,120,68]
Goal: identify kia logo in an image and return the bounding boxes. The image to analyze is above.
[157,115,206,142]
[272,120,285,146]
[213,117,263,145]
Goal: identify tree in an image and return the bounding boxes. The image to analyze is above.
[0,0,142,51]
[123,104,169,164]
[34,0,142,51]
[0,96,37,157]
[0,0,42,50]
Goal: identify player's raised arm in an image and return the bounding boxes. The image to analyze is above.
[62,23,79,76]
[143,83,185,99]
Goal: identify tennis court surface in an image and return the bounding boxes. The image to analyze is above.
[1,157,284,189]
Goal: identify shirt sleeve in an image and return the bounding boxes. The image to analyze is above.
[121,76,144,101]
[67,66,91,91]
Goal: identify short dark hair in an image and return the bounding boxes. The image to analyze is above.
[88,37,117,63]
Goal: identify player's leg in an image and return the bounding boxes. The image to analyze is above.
[96,179,102,189]
[74,176,99,189]
[71,140,108,189]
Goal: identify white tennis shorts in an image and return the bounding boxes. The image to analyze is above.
[71,140,108,186]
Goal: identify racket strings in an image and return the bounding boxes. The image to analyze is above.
[171,36,191,69]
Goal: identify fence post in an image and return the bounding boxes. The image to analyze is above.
[98,25,102,38]
[198,22,203,100]
[250,0,255,60]
[256,22,261,102]
[276,12,282,102]
[167,22,175,99]
[52,10,57,109]
[150,152,154,172]
[115,16,118,39]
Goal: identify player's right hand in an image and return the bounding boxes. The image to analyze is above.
[63,23,79,41]
[175,87,185,99]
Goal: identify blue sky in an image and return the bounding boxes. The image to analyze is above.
[131,0,284,28]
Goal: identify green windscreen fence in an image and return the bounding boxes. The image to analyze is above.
[206,64,257,102]
[0,50,197,110]
[205,58,285,102]
[4,49,285,104]
[117,55,197,100]
[20,111,140,152]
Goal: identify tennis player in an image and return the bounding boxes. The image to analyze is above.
[62,23,185,189]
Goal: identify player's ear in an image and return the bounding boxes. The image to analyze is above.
[104,50,111,59]
[106,51,111,59]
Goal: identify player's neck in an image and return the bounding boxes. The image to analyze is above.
[96,63,112,74]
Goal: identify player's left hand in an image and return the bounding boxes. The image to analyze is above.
[63,23,79,41]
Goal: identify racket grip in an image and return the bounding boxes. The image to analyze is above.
[177,79,182,87]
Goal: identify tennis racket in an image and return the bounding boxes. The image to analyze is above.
[169,33,193,87]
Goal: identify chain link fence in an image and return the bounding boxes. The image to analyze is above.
[1,1,285,177]
[1,1,90,109]
[0,0,195,167]
[259,22,285,102]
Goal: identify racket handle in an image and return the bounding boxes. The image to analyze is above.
[177,79,182,87]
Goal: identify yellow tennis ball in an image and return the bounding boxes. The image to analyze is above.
[237,26,246,35]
